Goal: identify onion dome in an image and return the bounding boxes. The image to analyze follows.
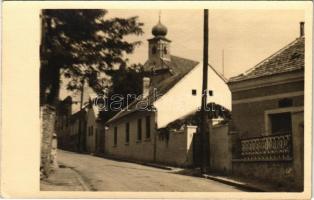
[152,21,168,37]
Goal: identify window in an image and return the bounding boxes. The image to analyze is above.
[125,123,130,144]
[278,98,293,108]
[152,46,157,54]
[269,112,292,135]
[146,116,151,139]
[88,126,94,136]
[208,90,213,96]
[114,126,117,146]
[192,89,197,96]
[163,46,168,54]
[137,119,142,141]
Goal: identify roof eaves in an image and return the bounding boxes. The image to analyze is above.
[106,100,139,124]
[208,64,228,83]
[228,67,304,84]
[229,37,303,83]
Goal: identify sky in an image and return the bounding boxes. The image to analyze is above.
[106,9,304,79]
[60,9,304,103]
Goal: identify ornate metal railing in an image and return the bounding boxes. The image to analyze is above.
[240,133,292,161]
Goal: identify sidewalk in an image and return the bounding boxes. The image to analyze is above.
[40,165,90,191]
[203,174,266,192]
[203,174,297,192]
[166,167,284,192]
[100,154,176,171]
[92,154,282,192]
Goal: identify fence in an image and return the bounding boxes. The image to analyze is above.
[240,133,292,161]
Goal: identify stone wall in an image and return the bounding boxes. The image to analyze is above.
[232,161,296,190]
[40,105,58,179]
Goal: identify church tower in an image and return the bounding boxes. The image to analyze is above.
[146,16,171,72]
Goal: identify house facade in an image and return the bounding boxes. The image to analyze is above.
[56,93,104,154]
[55,96,87,152]
[86,98,105,154]
[105,19,231,167]
[228,22,305,191]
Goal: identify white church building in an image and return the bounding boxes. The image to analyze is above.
[105,19,231,167]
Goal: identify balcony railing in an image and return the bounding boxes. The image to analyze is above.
[240,133,292,161]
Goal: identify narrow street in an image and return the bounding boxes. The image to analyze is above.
[56,150,244,192]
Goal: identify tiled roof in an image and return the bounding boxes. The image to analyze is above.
[229,37,304,82]
[148,55,199,96]
[107,55,199,123]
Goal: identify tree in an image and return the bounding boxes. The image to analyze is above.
[98,65,144,122]
[40,9,144,106]
[39,9,143,177]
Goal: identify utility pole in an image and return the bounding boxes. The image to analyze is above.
[200,9,210,174]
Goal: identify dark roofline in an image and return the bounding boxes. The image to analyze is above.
[107,55,199,124]
[147,36,171,42]
[208,64,228,83]
[228,67,304,89]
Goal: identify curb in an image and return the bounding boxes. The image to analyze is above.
[101,155,173,171]
[58,162,93,191]
[203,175,265,192]
[71,168,93,191]
[140,162,172,170]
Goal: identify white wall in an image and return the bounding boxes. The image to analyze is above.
[210,124,232,174]
[156,125,196,167]
[105,111,156,162]
[86,107,97,153]
[106,118,197,167]
[154,63,231,128]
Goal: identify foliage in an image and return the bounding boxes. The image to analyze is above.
[158,103,232,142]
[98,65,144,122]
[40,9,143,105]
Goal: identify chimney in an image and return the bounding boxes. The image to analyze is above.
[300,21,304,37]
[142,77,150,98]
